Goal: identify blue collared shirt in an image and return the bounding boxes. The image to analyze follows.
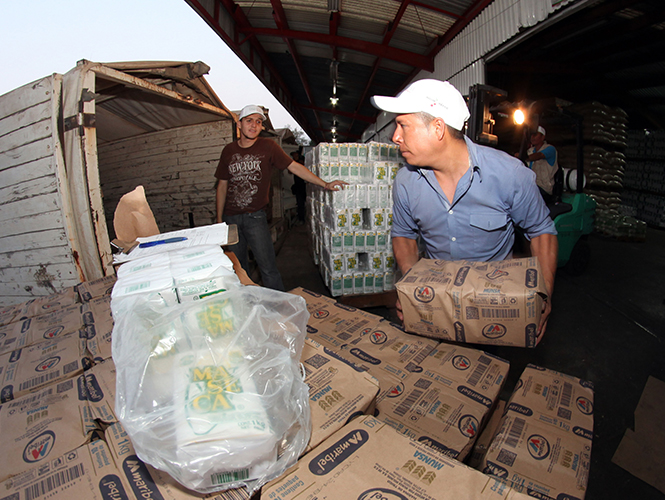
[391,136,557,262]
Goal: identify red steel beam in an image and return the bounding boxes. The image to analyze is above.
[239,26,435,71]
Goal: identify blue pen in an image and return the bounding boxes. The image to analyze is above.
[138,237,188,248]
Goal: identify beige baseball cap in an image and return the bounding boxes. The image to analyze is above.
[371,79,470,131]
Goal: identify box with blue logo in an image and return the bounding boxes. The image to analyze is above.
[479,365,594,499]
[263,414,531,500]
[395,257,548,348]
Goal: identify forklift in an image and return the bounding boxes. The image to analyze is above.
[467,84,596,275]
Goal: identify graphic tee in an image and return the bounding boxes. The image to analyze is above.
[215,138,293,215]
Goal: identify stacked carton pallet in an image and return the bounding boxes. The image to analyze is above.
[305,142,402,297]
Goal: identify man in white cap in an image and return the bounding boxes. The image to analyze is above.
[371,79,558,337]
[527,125,559,203]
[215,105,346,290]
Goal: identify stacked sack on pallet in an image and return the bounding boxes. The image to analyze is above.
[623,129,665,229]
[556,101,648,239]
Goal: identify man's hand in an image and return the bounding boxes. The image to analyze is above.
[324,180,348,191]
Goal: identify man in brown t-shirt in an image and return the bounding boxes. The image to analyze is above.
[215,105,346,290]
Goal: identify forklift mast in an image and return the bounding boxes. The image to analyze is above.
[466,84,507,147]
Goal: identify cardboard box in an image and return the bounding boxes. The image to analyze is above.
[301,337,380,452]
[396,257,548,347]
[480,365,594,499]
[84,358,119,424]
[0,439,132,500]
[0,373,99,482]
[0,303,86,356]
[77,275,118,302]
[263,415,531,500]
[0,332,90,403]
[468,399,506,469]
[21,286,81,318]
[374,343,509,461]
[290,288,508,465]
[82,295,115,362]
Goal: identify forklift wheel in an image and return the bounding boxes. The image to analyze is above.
[563,238,591,276]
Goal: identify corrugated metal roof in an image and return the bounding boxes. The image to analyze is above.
[186,0,484,142]
[186,0,665,141]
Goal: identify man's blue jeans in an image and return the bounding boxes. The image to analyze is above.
[223,211,285,291]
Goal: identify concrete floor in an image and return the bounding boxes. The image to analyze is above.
[275,223,665,500]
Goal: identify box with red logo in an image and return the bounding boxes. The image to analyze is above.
[395,257,548,347]
[82,295,114,362]
[289,287,384,350]
[374,343,510,461]
[0,439,130,500]
[263,414,531,500]
[0,373,98,482]
[479,365,594,499]
[0,332,89,403]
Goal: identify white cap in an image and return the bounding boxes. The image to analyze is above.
[535,125,546,136]
[370,79,470,131]
[239,105,266,121]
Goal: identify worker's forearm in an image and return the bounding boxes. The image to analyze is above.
[530,233,558,297]
[392,236,420,275]
[288,162,326,188]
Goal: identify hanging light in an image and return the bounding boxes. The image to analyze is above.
[513,109,525,125]
[330,95,339,106]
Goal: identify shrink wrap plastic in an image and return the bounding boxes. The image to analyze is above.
[111,286,311,495]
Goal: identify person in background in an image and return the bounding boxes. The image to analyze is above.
[371,79,558,337]
[215,105,346,290]
[290,149,307,225]
[526,125,559,204]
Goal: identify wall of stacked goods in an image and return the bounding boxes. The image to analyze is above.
[305,142,402,297]
[554,101,647,240]
[622,130,665,229]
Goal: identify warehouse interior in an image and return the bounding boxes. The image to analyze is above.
[1,0,664,499]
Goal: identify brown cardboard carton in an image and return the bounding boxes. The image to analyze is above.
[396,257,548,347]
[0,374,98,482]
[22,286,81,318]
[0,439,132,500]
[301,337,380,452]
[480,365,594,499]
[83,295,115,361]
[0,332,90,403]
[84,358,119,424]
[263,414,532,500]
[0,302,25,327]
[105,421,250,500]
[338,319,439,401]
[375,344,510,462]
[290,288,508,467]
[289,287,384,350]
[0,303,86,356]
[77,275,118,302]
[468,399,506,469]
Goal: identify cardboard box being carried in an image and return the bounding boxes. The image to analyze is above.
[263,414,531,500]
[480,364,594,500]
[396,257,548,347]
